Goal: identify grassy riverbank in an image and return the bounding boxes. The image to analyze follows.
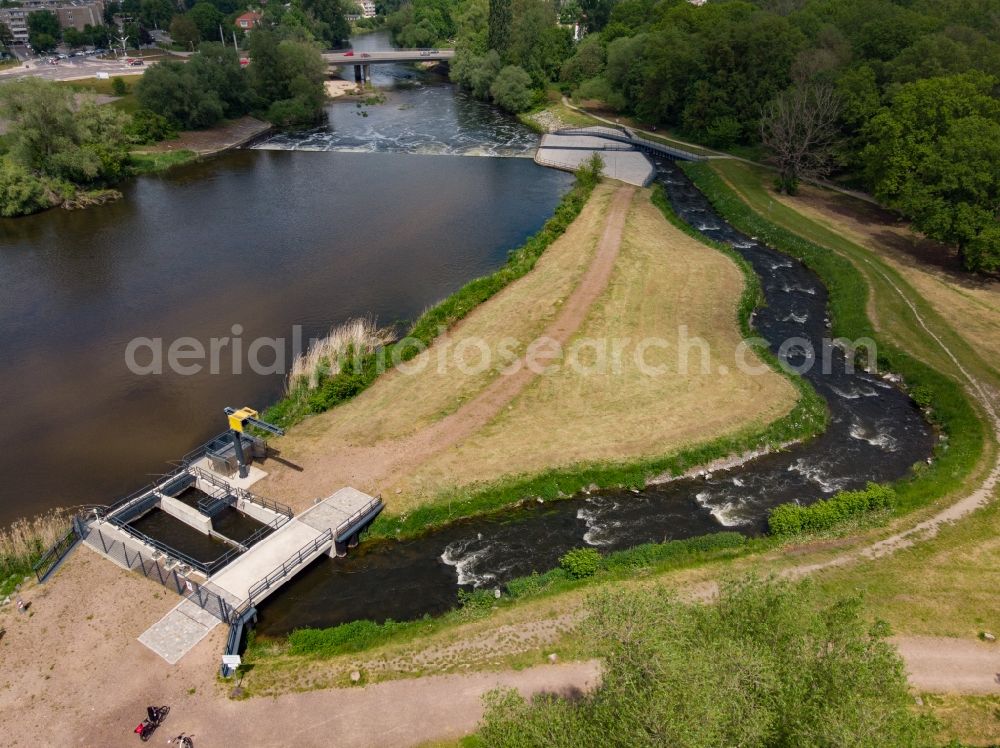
[689,160,988,520]
[240,162,993,697]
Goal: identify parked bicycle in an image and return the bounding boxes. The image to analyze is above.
[168,733,194,748]
[134,705,170,741]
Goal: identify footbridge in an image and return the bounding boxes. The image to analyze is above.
[553,126,707,162]
[323,48,454,82]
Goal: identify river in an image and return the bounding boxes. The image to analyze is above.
[251,158,935,637]
[0,43,572,528]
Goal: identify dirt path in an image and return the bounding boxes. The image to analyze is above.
[893,637,1000,694]
[260,184,636,502]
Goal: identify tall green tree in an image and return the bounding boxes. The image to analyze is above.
[488,0,512,55]
[27,10,60,51]
[0,79,130,184]
[479,578,935,746]
[862,72,1000,271]
[169,15,201,49]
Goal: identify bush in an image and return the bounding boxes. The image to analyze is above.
[0,157,52,217]
[110,76,128,96]
[479,578,935,746]
[559,547,601,579]
[768,482,895,537]
[490,65,534,113]
[125,109,177,145]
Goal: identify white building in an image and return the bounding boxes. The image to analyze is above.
[359,0,375,18]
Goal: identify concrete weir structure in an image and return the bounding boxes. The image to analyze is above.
[535,125,707,186]
[77,437,384,667]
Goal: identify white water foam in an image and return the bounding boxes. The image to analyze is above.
[696,490,747,526]
[732,240,757,249]
[440,537,495,587]
[782,311,809,323]
[829,385,878,400]
[782,284,817,295]
[849,421,898,451]
[769,260,793,270]
[577,503,621,546]
[787,459,845,493]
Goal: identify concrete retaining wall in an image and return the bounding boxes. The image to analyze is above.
[159,495,212,534]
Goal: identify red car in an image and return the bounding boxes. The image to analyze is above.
[343,50,354,56]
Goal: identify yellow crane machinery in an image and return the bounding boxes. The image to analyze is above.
[224,406,285,478]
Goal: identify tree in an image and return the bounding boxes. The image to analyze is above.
[169,15,201,49]
[302,0,350,46]
[1,22,16,50]
[478,578,935,746]
[0,79,130,184]
[0,158,52,217]
[135,61,226,128]
[450,49,502,100]
[247,31,326,126]
[27,10,60,51]
[490,64,533,112]
[760,83,842,194]
[140,0,174,29]
[488,0,511,55]
[862,72,1000,271]
[187,2,224,41]
[63,27,88,49]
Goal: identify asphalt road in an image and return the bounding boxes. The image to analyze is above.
[0,55,156,83]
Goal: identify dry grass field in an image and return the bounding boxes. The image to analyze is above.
[258,183,796,514]
[400,191,795,498]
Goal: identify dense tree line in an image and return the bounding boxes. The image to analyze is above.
[135,33,327,128]
[447,0,1000,270]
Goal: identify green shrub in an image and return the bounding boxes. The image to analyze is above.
[110,76,128,96]
[287,618,409,656]
[768,482,895,537]
[125,109,177,145]
[559,547,601,579]
[0,157,52,217]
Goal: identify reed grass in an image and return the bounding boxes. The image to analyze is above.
[286,316,395,392]
[0,509,69,591]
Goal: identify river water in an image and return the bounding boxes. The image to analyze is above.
[251,161,935,638]
[0,46,572,528]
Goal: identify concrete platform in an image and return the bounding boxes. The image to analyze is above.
[188,455,268,490]
[536,132,654,186]
[204,487,380,606]
[298,487,376,534]
[208,520,325,602]
[139,599,222,664]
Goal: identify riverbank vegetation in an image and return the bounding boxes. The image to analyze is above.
[0,510,69,596]
[265,168,598,428]
[135,36,326,129]
[476,577,934,746]
[443,0,1000,270]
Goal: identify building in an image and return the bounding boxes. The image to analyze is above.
[0,0,106,43]
[234,10,262,30]
[359,0,375,18]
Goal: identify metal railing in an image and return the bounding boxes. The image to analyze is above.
[83,524,232,621]
[234,487,293,519]
[32,524,78,583]
[244,528,333,605]
[334,496,383,541]
[554,126,707,161]
[104,515,243,576]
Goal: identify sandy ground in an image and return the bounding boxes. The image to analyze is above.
[325,79,361,98]
[139,116,272,156]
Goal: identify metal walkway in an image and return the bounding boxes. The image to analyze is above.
[554,125,708,162]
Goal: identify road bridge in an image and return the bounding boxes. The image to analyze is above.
[322,48,454,82]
